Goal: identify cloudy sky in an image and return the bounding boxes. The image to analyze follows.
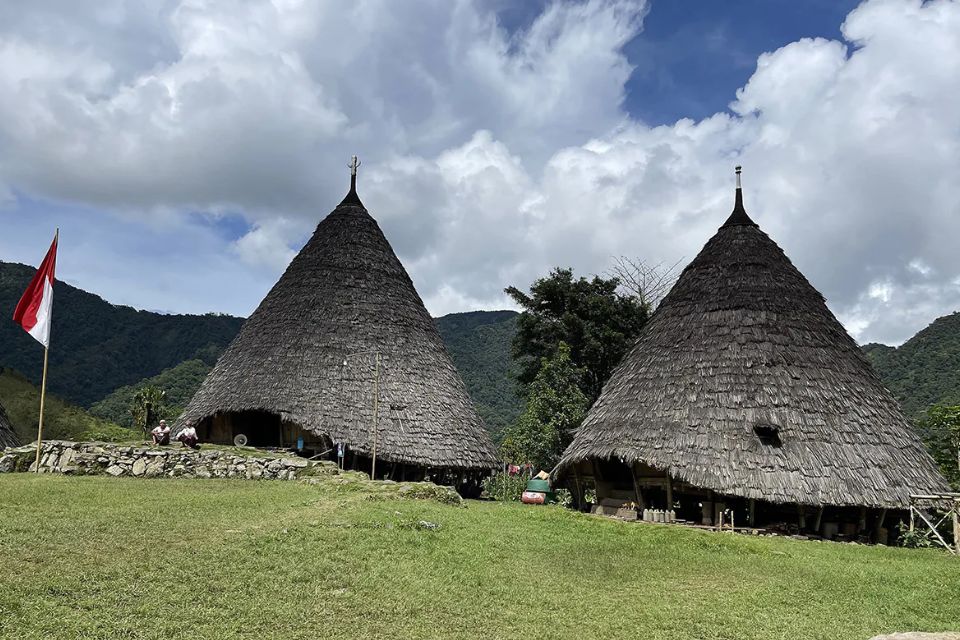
[1,0,958,346]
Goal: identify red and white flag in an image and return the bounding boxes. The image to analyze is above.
[13,233,58,348]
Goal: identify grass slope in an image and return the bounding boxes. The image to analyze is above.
[0,369,134,443]
[1,475,957,640]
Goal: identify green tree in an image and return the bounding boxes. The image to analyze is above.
[499,343,589,471]
[916,404,960,488]
[130,386,167,435]
[505,267,647,402]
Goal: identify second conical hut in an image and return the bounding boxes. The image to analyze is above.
[176,159,498,489]
[555,168,949,539]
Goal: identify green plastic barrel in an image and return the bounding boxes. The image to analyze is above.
[525,478,551,493]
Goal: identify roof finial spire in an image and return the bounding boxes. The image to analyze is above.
[349,155,361,192]
[338,155,364,207]
[720,164,756,228]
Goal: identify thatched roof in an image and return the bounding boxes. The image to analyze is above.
[0,401,19,449]
[557,177,950,508]
[176,173,497,470]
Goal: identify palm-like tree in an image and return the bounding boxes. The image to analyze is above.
[130,386,167,435]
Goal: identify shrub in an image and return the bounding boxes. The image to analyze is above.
[898,521,934,549]
[554,488,572,508]
[481,473,528,502]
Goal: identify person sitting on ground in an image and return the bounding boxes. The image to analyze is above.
[177,425,200,450]
[151,419,171,446]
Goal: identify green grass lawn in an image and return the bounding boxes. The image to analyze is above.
[1,475,958,640]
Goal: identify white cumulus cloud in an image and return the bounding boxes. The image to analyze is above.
[1,0,959,346]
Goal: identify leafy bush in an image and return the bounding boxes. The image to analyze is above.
[481,473,528,502]
[897,522,934,549]
[554,488,572,508]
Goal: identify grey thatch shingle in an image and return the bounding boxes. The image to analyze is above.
[176,179,498,470]
[556,182,950,508]
[0,401,19,448]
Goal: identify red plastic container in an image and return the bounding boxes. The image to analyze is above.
[521,490,546,505]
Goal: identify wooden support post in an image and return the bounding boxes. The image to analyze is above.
[813,506,824,534]
[952,503,959,555]
[858,506,868,533]
[748,499,756,527]
[909,504,915,532]
[591,459,604,503]
[572,470,584,511]
[370,352,381,480]
[591,459,602,492]
[797,505,807,531]
[873,508,887,544]
[629,464,647,510]
[665,474,673,510]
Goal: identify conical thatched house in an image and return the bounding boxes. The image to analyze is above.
[0,401,19,449]
[556,169,949,537]
[176,162,497,486]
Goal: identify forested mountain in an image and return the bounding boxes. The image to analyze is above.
[862,311,960,419]
[436,310,523,435]
[0,262,243,407]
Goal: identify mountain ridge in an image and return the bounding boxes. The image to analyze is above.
[862,311,960,419]
[0,261,244,407]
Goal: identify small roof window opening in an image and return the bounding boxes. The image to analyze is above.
[753,424,782,448]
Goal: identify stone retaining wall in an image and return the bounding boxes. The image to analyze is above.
[0,440,330,480]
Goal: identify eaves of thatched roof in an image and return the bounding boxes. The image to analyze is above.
[176,172,498,470]
[557,174,950,508]
[0,401,19,448]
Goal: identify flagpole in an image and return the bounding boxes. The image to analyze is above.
[34,344,50,472]
[33,227,57,473]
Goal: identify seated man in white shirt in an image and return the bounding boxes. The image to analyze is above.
[151,420,171,446]
[176,425,200,450]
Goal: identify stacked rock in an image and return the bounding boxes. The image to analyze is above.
[0,440,332,480]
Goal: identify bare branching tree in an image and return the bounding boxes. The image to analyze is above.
[607,256,682,312]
